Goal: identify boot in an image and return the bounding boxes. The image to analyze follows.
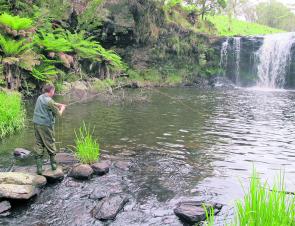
[36,156,43,175]
[49,155,57,171]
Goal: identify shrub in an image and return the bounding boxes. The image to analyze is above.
[0,91,25,138]
[74,122,100,164]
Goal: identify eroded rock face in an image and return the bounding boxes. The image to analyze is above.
[92,194,129,220]
[174,201,223,224]
[0,184,39,200]
[69,164,93,180]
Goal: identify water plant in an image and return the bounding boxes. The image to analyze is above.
[0,91,25,138]
[74,122,100,164]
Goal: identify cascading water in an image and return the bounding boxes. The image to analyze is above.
[233,37,241,85]
[219,37,242,84]
[256,33,295,89]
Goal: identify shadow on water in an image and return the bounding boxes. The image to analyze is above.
[1,88,295,225]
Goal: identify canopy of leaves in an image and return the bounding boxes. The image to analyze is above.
[34,31,72,52]
[0,12,33,31]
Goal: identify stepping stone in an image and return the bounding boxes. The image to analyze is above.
[42,166,64,182]
[56,153,78,165]
[69,164,93,180]
[174,200,223,224]
[0,184,39,200]
[0,172,46,187]
[91,160,111,175]
[92,194,129,220]
[13,148,31,158]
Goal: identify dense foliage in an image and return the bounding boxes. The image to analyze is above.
[0,91,25,138]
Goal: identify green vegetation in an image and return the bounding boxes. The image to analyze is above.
[207,15,284,36]
[0,91,25,138]
[74,122,100,164]
[0,12,33,30]
[205,170,295,225]
[91,79,116,92]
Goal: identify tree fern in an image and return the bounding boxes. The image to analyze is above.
[31,63,59,82]
[0,12,33,31]
[0,34,31,56]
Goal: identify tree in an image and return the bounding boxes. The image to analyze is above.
[255,0,295,31]
[195,0,227,19]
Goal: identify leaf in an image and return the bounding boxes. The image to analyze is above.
[18,50,41,71]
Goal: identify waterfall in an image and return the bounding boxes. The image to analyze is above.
[256,33,295,89]
[220,38,229,74]
[233,37,241,84]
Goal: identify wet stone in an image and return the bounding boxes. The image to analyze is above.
[55,152,78,165]
[0,172,46,187]
[13,148,31,158]
[92,194,129,220]
[0,201,11,214]
[0,184,39,200]
[69,164,93,180]
[174,201,223,224]
[114,161,130,171]
[91,160,111,176]
[42,166,64,182]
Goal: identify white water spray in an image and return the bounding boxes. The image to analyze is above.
[233,37,241,84]
[220,38,229,73]
[256,33,295,89]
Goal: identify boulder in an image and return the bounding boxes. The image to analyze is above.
[42,166,64,182]
[69,164,93,180]
[13,148,31,158]
[174,201,223,224]
[71,81,88,91]
[92,194,128,220]
[0,201,11,214]
[56,152,78,165]
[91,160,111,175]
[0,172,46,187]
[0,184,39,200]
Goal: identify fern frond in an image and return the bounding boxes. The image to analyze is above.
[0,12,33,31]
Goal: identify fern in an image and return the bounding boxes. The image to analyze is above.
[0,34,31,56]
[0,12,33,31]
[34,31,72,52]
[31,63,58,81]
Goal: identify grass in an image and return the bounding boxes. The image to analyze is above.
[75,122,100,164]
[0,91,25,138]
[207,15,284,37]
[91,79,116,92]
[232,170,295,226]
[205,169,295,225]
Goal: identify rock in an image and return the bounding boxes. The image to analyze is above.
[0,172,46,187]
[0,201,11,214]
[91,160,111,175]
[13,148,31,158]
[42,166,64,182]
[71,81,88,91]
[0,184,39,199]
[92,194,129,220]
[174,201,222,224]
[56,152,78,165]
[114,161,130,171]
[69,164,93,180]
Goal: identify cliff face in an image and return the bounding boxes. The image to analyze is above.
[69,0,221,80]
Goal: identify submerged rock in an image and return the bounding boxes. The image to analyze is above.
[0,184,39,200]
[92,194,129,220]
[0,201,11,215]
[114,161,130,171]
[0,172,46,187]
[42,166,64,182]
[174,200,223,224]
[91,160,111,175]
[55,152,78,165]
[69,164,93,180]
[13,148,31,158]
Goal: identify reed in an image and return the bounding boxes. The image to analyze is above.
[74,122,100,164]
[0,91,25,138]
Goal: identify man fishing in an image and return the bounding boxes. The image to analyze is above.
[33,84,66,175]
